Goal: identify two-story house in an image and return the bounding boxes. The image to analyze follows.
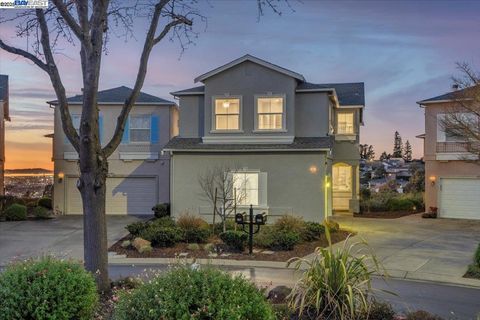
[165,55,364,222]
[48,86,178,215]
[0,75,9,194]
[418,87,480,220]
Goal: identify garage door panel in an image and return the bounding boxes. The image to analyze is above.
[440,178,480,220]
[66,177,157,215]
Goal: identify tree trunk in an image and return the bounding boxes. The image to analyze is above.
[78,156,109,292]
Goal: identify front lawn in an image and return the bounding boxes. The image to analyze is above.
[108,214,353,261]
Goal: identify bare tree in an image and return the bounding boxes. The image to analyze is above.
[0,0,293,291]
[198,165,247,233]
[440,62,480,163]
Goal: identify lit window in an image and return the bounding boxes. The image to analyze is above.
[337,112,354,134]
[333,165,351,192]
[130,115,151,142]
[233,172,259,206]
[257,97,284,130]
[214,98,240,130]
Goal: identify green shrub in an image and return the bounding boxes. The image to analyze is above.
[360,187,371,200]
[406,310,444,320]
[150,216,176,228]
[125,221,147,236]
[220,230,248,252]
[140,225,183,247]
[302,222,325,242]
[33,206,51,219]
[37,197,53,209]
[324,219,340,232]
[4,203,27,221]
[176,214,211,243]
[213,219,236,234]
[274,215,306,234]
[0,257,98,320]
[287,233,380,319]
[254,226,275,248]
[114,267,275,320]
[474,244,480,267]
[386,198,415,211]
[270,231,300,251]
[359,300,395,320]
[152,203,169,218]
[465,264,480,279]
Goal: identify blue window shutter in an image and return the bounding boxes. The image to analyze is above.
[122,116,130,144]
[99,114,104,144]
[151,114,159,144]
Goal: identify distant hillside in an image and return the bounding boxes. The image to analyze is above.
[5,168,53,174]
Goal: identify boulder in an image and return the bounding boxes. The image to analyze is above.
[133,237,152,254]
[267,285,292,304]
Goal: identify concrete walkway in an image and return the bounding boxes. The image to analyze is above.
[0,215,141,265]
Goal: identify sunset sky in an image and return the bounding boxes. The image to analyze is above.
[1,0,479,169]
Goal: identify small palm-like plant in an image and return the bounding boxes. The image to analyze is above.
[287,226,385,320]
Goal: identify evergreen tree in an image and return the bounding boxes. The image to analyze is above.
[392,131,403,158]
[366,145,375,161]
[380,151,389,161]
[404,140,413,162]
[360,144,375,161]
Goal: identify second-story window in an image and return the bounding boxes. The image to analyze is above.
[130,114,151,142]
[214,98,240,130]
[337,112,355,134]
[256,97,285,130]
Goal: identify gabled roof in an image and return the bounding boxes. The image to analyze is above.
[417,86,476,104]
[0,74,10,121]
[164,136,332,152]
[194,54,306,83]
[296,82,365,106]
[170,85,205,96]
[48,86,175,105]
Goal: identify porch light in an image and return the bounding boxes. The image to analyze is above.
[309,165,318,174]
[222,101,230,108]
[429,175,436,186]
[58,172,65,183]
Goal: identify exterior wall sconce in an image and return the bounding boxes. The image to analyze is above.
[58,172,65,183]
[429,175,436,186]
[309,165,318,174]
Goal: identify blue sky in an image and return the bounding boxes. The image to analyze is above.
[1,0,479,168]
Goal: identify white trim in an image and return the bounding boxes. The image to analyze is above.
[335,134,357,141]
[254,93,287,132]
[202,135,294,144]
[417,98,473,105]
[435,153,479,161]
[338,105,364,109]
[194,54,305,83]
[119,152,159,161]
[165,148,330,153]
[211,95,243,132]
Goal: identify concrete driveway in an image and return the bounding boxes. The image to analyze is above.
[333,214,480,287]
[0,215,141,266]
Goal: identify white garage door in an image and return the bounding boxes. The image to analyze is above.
[440,178,480,219]
[66,176,157,215]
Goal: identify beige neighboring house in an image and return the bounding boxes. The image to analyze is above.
[165,55,365,222]
[0,75,10,194]
[417,88,480,219]
[48,86,178,215]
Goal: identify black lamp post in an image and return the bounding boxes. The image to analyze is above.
[235,204,267,255]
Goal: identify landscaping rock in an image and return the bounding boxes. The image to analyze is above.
[262,250,275,255]
[133,237,152,254]
[220,253,231,257]
[208,253,218,258]
[267,285,292,304]
[178,252,189,258]
[121,240,131,248]
[187,243,200,251]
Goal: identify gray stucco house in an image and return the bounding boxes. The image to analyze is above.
[165,55,364,222]
[49,86,178,215]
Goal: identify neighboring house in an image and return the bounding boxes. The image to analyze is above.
[417,88,480,219]
[165,55,364,222]
[48,86,178,215]
[0,75,10,194]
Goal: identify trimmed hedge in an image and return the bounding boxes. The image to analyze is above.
[4,204,27,221]
[33,206,51,219]
[0,257,98,320]
[152,203,169,218]
[220,230,248,252]
[37,197,53,210]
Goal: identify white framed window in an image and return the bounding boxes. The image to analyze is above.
[130,114,151,142]
[213,97,241,131]
[233,172,259,206]
[337,112,355,134]
[255,95,286,131]
[333,164,352,192]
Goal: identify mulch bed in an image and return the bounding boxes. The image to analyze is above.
[109,230,352,262]
[353,211,421,219]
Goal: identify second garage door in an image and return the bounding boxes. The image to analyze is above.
[66,176,158,215]
[439,178,480,220]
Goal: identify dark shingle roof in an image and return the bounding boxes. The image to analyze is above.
[172,82,365,106]
[417,86,474,104]
[164,136,332,152]
[297,82,365,106]
[0,75,8,102]
[49,86,174,105]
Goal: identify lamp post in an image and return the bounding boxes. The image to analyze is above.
[235,204,267,255]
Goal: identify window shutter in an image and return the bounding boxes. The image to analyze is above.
[258,172,268,207]
[151,114,159,144]
[437,114,446,142]
[99,114,104,145]
[121,116,130,144]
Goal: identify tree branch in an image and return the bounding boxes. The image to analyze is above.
[0,39,48,72]
[51,0,85,41]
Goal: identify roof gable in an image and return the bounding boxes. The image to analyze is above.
[417,86,476,104]
[48,86,174,105]
[194,54,305,83]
